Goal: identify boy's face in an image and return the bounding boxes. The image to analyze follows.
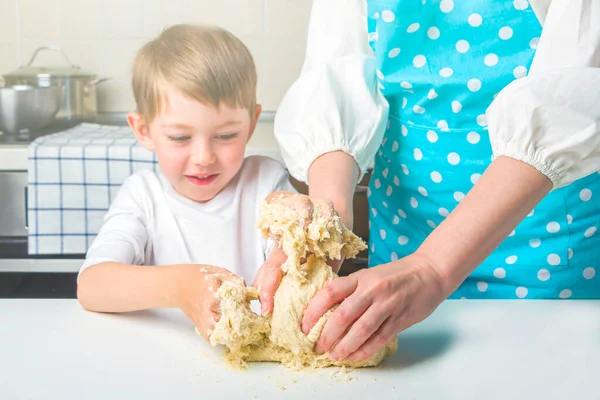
[128,89,261,203]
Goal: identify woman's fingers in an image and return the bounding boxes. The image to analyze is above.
[302,276,358,334]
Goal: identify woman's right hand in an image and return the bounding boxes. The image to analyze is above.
[253,191,344,315]
[175,264,244,340]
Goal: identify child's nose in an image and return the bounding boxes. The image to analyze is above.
[191,143,216,166]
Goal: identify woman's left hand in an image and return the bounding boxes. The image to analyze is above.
[301,252,449,362]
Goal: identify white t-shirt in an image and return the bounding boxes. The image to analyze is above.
[79,156,296,284]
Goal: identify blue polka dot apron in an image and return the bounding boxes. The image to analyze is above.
[366,0,600,299]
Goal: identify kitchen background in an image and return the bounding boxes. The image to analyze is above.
[0,0,312,115]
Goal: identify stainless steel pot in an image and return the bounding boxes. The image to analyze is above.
[0,85,62,134]
[0,46,108,123]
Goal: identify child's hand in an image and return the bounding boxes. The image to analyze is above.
[175,265,245,340]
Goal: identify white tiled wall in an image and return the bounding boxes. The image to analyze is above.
[0,0,313,113]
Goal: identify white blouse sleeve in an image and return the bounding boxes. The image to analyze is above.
[487,0,600,188]
[273,0,389,184]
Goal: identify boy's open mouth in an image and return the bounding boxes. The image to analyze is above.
[186,174,218,186]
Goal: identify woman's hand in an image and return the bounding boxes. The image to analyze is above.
[175,265,245,340]
[301,252,448,362]
[254,191,345,315]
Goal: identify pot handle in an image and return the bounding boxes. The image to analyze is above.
[84,78,111,93]
[24,46,80,69]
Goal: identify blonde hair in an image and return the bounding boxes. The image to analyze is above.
[132,24,257,122]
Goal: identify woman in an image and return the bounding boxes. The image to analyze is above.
[254,0,600,363]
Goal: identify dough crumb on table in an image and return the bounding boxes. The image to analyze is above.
[206,192,398,370]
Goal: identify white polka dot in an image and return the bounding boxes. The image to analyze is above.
[381,201,388,208]
[580,188,592,201]
[451,100,462,113]
[527,209,535,217]
[440,0,454,13]
[398,209,407,218]
[468,13,482,27]
[547,254,561,266]
[537,269,550,281]
[371,208,377,217]
[401,125,408,136]
[470,173,481,184]
[499,26,513,40]
[392,215,400,225]
[467,78,482,92]
[380,229,387,240]
[439,207,449,217]
[394,176,400,186]
[585,227,597,237]
[514,0,529,10]
[367,187,372,197]
[402,164,409,175]
[377,70,384,81]
[400,81,413,89]
[382,168,389,178]
[427,220,437,229]
[477,281,488,292]
[391,252,398,261]
[413,148,423,161]
[516,287,528,298]
[382,10,395,23]
[368,32,378,42]
[386,185,393,196]
[378,82,385,90]
[513,66,527,79]
[398,236,409,245]
[505,255,518,264]
[559,289,572,299]
[454,192,465,202]
[427,89,438,99]
[427,27,440,39]
[413,105,426,114]
[402,97,408,108]
[440,67,454,77]
[508,230,516,237]
[392,141,399,152]
[438,120,450,131]
[494,268,506,279]
[374,178,381,189]
[418,186,428,196]
[427,130,438,143]
[407,23,420,33]
[431,171,442,183]
[467,131,480,144]
[413,55,427,68]
[371,242,375,252]
[529,37,540,49]
[583,267,596,280]
[388,48,401,58]
[447,152,460,165]
[567,214,573,224]
[529,238,541,248]
[476,114,488,127]
[547,222,560,233]
[456,40,470,53]
[484,54,499,66]
[410,197,419,208]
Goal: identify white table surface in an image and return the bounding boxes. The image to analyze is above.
[1,299,598,400]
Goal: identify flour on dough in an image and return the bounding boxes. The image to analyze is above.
[207,194,398,370]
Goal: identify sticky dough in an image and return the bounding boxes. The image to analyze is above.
[207,196,398,370]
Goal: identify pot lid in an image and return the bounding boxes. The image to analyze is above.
[3,46,97,79]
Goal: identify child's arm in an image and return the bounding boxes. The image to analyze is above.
[78,262,242,339]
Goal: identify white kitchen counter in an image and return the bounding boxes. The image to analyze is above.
[1,299,598,400]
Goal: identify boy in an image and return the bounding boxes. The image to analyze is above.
[77,24,295,340]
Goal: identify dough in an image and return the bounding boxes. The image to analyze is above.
[208,195,398,370]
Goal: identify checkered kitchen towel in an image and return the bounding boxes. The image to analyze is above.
[27,123,158,255]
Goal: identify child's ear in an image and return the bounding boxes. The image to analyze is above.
[127,112,156,152]
[247,104,262,143]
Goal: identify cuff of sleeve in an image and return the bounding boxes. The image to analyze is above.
[492,143,563,188]
[303,146,367,185]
